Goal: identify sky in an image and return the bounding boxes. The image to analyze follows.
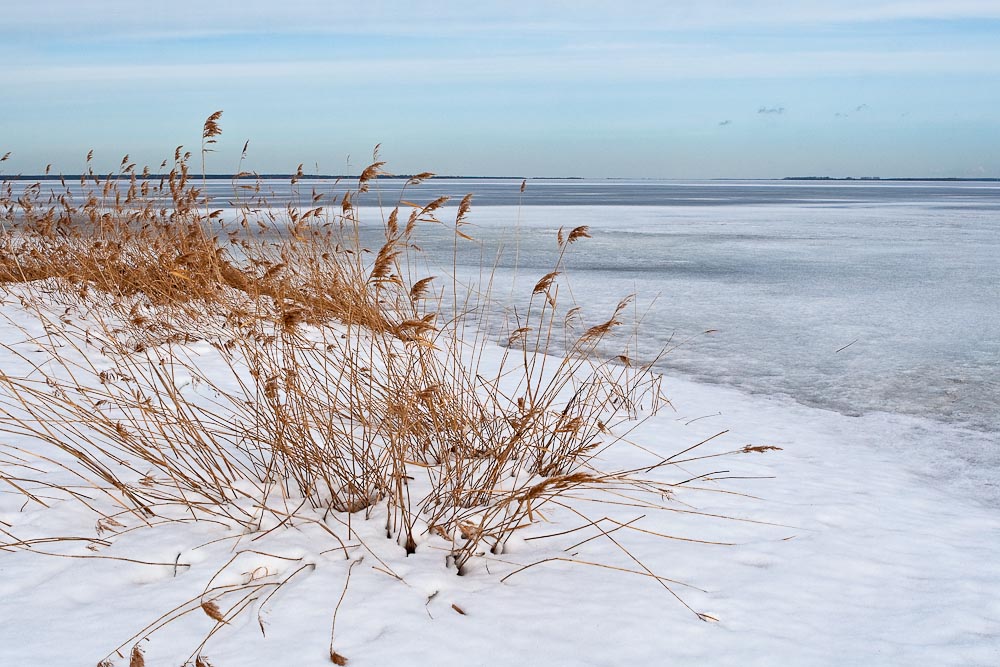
[2,1,1000,178]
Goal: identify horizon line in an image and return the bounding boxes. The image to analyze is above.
[3,174,999,182]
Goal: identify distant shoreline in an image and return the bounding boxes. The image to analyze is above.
[2,174,998,182]
[779,176,1000,182]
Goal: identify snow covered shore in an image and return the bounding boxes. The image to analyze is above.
[1,291,997,666]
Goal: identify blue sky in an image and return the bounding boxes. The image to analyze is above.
[2,1,1000,177]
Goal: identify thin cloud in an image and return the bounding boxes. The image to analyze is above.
[7,2,1000,38]
[5,46,1000,88]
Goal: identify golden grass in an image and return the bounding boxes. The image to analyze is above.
[0,113,775,663]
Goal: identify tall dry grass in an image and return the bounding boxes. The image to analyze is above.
[0,114,773,662]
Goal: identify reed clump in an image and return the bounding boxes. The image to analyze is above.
[0,114,770,662]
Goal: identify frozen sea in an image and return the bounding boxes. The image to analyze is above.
[331,178,998,505]
[20,176,1000,502]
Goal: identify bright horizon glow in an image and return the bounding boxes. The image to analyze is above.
[2,1,1000,178]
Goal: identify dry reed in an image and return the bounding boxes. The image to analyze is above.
[0,114,775,664]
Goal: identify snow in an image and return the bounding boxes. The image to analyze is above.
[1,284,998,666]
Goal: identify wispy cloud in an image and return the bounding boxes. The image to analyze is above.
[7,1,1000,39]
[5,45,1000,88]
[835,103,869,117]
